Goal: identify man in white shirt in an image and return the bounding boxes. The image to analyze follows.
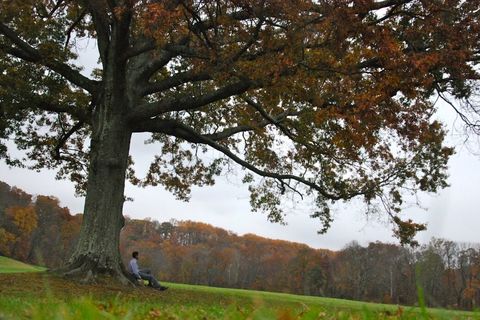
[129,251,167,291]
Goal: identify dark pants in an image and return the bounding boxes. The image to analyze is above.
[138,269,161,288]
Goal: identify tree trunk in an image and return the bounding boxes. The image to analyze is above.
[59,12,136,283]
[63,96,132,284]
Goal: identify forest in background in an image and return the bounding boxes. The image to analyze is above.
[0,180,479,310]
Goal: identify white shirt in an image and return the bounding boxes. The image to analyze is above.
[129,258,140,278]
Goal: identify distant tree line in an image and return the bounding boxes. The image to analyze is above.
[1,181,479,310]
[0,181,81,266]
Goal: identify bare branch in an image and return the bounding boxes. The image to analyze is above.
[436,88,480,135]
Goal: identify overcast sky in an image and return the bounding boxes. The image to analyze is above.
[1,40,480,251]
[2,120,479,251]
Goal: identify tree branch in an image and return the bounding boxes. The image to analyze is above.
[124,8,253,74]
[131,118,343,200]
[181,2,215,50]
[242,97,362,167]
[185,8,252,34]
[131,37,195,82]
[123,38,156,60]
[0,22,98,93]
[369,0,413,10]
[436,87,480,135]
[0,44,33,61]
[131,107,297,142]
[0,70,91,119]
[142,70,212,96]
[64,8,88,49]
[35,100,90,121]
[242,97,298,140]
[53,121,85,161]
[130,79,254,120]
[83,0,111,64]
[47,0,66,18]
[140,15,265,97]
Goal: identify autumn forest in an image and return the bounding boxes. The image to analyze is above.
[1,180,479,311]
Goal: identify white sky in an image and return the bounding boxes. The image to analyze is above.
[1,40,480,251]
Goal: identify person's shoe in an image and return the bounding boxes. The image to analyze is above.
[152,285,167,291]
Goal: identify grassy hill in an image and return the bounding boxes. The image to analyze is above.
[0,257,478,319]
[0,256,46,273]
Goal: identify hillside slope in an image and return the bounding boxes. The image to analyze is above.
[0,256,46,273]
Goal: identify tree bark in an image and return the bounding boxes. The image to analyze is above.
[64,96,132,283]
[58,11,136,283]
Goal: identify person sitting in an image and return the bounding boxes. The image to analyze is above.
[128,251,167,291]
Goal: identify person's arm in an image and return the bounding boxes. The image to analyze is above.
[130,259,141,279]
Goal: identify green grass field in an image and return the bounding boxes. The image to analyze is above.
[0,256,46,273]
[0,256,478,319]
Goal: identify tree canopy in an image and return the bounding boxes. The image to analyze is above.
[1,0,480,280]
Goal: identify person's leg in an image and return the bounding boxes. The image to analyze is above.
[139,271,161,288]
[139,269,151,275]
[149,276,161,288]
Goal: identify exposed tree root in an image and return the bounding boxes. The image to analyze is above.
[52,255,135,287]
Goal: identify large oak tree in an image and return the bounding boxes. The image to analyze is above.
[1,0,480,283]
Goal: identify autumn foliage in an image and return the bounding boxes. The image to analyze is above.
[0,181,81,264]
[1,2,480,272]
[1,181,479,310]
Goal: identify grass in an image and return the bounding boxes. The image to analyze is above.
[0,256,46,273]
[0,256,479,319]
